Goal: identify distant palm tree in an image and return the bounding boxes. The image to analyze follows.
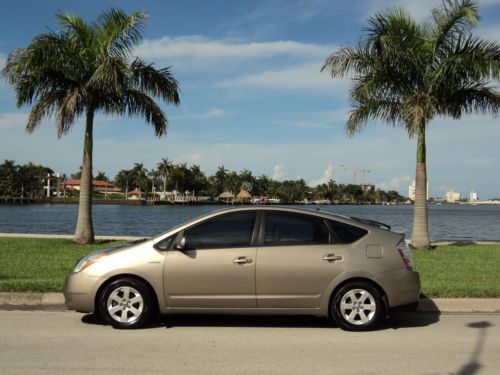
[131,163,148,198]
[117,169,134,200]
[157,158,172,194]
[3,9,180,243]
[322,0,499,249]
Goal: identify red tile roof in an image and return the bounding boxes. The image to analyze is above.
[61,179,114,188]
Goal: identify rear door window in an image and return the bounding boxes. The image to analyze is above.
[328,220,368,244]
[263,212,330,246]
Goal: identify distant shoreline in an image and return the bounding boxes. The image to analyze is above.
[1,198,500,206]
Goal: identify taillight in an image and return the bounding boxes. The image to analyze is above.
[396,240,414,270]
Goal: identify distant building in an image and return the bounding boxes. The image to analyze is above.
[469,191,478,202]
[408,180,428,201]
[445,190,461,203]
[43,173,61,197]
[60,179,113,192]
[362,184,375,193]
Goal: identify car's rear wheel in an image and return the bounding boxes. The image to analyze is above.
[331,281,383,331]
[98,278,152,329]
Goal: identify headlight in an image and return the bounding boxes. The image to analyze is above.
[73,252,109,273]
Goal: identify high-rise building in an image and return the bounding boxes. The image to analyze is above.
[408,180,428,201]
[445,190,461,203]
[470,191,478,202]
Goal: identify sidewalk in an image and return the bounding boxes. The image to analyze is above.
[1,292,499,313]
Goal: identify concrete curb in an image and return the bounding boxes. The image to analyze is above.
[0,292,66,311]
[1,292,499,313]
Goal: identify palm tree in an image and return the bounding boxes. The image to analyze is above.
[131,163,148,198]
[157,158,172,194]
[2,9,180,243]
[116,169,133,200]
[321,0,499,249]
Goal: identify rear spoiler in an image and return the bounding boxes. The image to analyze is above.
[349,217,391,230]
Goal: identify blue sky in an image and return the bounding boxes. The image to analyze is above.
[0,0,499,198]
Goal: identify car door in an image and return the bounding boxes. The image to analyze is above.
[164,211,258,308]
[256,211,347,308]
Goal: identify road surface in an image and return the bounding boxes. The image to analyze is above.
[0,311,499,374]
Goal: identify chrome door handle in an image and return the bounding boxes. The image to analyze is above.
[233,256,253,264]
[323,254,343,262]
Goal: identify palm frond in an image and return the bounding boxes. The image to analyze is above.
[56,88,86,137]
[432,34,500,87]
[87,56,129,95]
[321,42,374,78]
[97,9,147,58]
[131,58,180,103]
[346,98,403,136]
[121,89,168,137]
[26,91,65,133]
[439,83,499,118]
[431,0,479,57]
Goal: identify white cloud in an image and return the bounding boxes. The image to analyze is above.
[217,63,347,92]
[362,0,500,21]
[136,36,333,63]
[268,108,349,129]
[309,163,336,186]
[0,113,27,130]
[273,164,285,180]
[377,175,411,192]
[172,107,225,121]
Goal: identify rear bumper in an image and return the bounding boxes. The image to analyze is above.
[375,269,420,308]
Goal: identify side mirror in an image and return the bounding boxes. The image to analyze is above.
[175,236,186,250]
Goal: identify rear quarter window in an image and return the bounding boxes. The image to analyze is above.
[329,220,368,244]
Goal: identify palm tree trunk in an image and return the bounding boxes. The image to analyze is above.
[74,108,95,244]
[411,124,430,249]
[163,173,167,193]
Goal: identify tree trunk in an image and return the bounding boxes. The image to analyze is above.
[163,173,167,193]
[411,124,430,249]
[74,108,95,244]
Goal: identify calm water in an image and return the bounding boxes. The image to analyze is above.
[0,204,499,241]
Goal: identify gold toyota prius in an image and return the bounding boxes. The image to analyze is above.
[64,206,420,331]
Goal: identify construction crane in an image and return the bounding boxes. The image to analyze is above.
[359,167,371,189]
[345,166,371,187]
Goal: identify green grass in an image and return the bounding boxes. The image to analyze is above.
[1,238,499,297]
[412,244,500,298]
[0,238,122,292]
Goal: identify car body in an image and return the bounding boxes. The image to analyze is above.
[64,206,420,330]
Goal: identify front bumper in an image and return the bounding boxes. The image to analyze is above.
[63,271,104,313]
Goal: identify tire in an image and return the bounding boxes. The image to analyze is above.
[331,281,383,331]
[98,278,152,329]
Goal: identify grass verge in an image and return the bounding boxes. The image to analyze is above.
[412,244,500,298]
[0,238,499,297]
[0,238,122,292]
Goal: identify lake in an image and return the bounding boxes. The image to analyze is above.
[0,203,499,241]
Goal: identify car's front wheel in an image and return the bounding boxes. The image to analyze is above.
[331,281,383,331]
[98,278,152,329]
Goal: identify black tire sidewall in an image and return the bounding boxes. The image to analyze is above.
[99,278,152,329]
[331,281,382,331]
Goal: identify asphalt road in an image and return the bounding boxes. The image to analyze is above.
[1,311,499,375]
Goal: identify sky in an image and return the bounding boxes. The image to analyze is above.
[0,0,499,198]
